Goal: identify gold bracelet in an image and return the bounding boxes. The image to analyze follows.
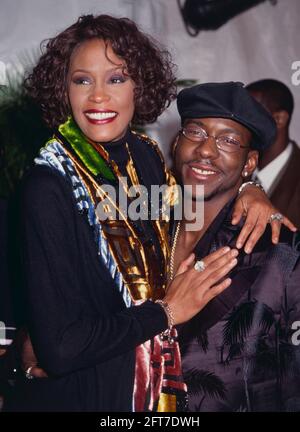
[155,299,175,344]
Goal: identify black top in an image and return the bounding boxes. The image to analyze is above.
[0,199,15,344]
[6,131,168,412]
[105,130,164,261]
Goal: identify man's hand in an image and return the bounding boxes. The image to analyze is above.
[232,185,297,253]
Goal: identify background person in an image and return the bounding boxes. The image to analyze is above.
[247,79,300,228]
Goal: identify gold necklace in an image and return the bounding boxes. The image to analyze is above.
[169,220,181,281]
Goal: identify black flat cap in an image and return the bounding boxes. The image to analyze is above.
[177,82,276,150]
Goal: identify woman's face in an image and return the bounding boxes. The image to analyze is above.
[67,38,135,143]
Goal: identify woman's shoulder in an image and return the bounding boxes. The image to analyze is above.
[24,164,72,193]
[22,165,75,215]
[23,135,77,198]
[131,131,165,164]
[130,130,177,190]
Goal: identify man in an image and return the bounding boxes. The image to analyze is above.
[246,79,300,228]
[173,82,300,412]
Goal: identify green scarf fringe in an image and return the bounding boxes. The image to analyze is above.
[58,117,115,181]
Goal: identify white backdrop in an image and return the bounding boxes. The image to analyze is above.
[1,0,299,164]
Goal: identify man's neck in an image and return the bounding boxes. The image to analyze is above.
[258,130,290,170]
[179,186,238,250]
[172,186,239,277]
[182,185,240,236]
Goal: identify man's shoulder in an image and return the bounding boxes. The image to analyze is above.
[253,225,300,254]
[283,143,300,183]
[217,214,300,258]
[222,199,300,253]
[278,226,300,245]
[292,142,300,158]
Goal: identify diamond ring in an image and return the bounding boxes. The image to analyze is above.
[269,212,284,223]
[194,260,206,272]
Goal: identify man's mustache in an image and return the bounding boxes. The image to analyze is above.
[185,159,223,174]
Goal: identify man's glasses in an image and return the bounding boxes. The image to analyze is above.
[180,126,249,153]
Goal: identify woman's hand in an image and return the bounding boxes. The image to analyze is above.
[18,329,48,378]
[163,247,238,325]
[232,185,297,254]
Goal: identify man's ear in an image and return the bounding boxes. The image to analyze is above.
[272,110,289,129]
[242,150,259,178]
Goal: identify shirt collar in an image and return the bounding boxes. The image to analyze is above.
[255,141,293,194]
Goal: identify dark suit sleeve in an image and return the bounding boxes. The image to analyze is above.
[287,249,300,324]
[22,167,167,376]
[283,249,300,406]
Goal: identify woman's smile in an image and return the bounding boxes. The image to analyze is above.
[84,109,118,124]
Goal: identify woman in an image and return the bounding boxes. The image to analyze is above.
[7,15,294,412]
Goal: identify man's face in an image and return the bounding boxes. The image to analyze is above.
[175,117,255,202]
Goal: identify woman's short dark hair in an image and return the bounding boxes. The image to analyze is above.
[24,14,177,129]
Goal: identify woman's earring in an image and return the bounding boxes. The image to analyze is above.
[243,170,248,177]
